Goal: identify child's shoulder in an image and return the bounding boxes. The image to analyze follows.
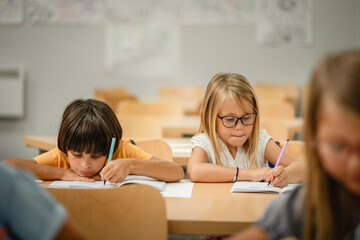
[259,129,272,143]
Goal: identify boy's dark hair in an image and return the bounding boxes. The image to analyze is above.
[58,98,122,156]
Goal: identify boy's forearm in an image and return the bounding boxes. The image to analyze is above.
[3,158,66,180]
[129,158,185,182]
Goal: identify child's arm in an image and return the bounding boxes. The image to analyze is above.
[99,156,184,183]
[265,140,306,187]
[187,147,270,183]
[225,225,269,240]
[4,158,95,181]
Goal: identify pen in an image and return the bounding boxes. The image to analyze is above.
[268,139,289,186]
[104,136,116,185]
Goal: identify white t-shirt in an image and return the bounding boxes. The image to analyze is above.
[191,129,272,169]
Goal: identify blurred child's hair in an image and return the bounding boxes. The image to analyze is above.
[58,98,122,157]
[304,50,360,240]
[200,73,260,168]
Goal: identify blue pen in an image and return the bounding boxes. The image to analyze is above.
[268,139,289,186]
[103,136,116,185]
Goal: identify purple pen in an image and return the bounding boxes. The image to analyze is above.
[268,139,289,186]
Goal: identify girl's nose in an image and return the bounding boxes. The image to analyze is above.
[234,120,244,130]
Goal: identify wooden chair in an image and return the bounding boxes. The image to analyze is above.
[301,81,310,117]
[117,114,163,139]
[260,117,289,141]
[116,100,184,121]
[47,184,167,240]
[159,86,204,115]
[255,83,299,110]
[259,101,296,119]
[132,138,173,162]
[94,87,137,111]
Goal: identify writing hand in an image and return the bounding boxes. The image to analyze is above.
[100,159,132,183]
[266,166,289,188]
[250,167,271,182]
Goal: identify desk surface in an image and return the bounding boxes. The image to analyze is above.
[24,136,191,166]
[43,181,279,235]
[166,182,279,235]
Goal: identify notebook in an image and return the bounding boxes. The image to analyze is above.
[230,181,301,194]
[47,175,166,191]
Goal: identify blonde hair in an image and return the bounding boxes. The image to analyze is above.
[200,73,260,169]
[304,50,360,240]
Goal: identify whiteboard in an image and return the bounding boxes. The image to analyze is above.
[0,66,24,118]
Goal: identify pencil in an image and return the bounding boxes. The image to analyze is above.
[268,139,289,186]
[104,136,116,185]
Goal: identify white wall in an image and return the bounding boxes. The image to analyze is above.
[0,0,359,160]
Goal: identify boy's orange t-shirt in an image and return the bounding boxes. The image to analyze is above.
[34,140,153,168]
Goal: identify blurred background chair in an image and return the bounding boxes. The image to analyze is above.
[94,87,137,112]
[117,114,163,139]
[255,83,300,112]
[48,184,167,240]
[159,85,204,115]
[260,117,289,141]
[132,138,173,162]
[259,101,296,119]
[116,100,184,121]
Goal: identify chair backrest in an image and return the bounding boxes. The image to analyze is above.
[260,117,289,141]
[94,87,137,111]
[47,184,167,240]
[259,101,296,119]
[116,100,184,121]
[255,83,299,109]
[117,114,163,139]
[301,81,310,117]
[132,138,173,162]
[159,86,204,115]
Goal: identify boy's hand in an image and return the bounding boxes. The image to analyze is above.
[250,167,271,182]
[266,166,289,188]
[100,159,132,183]
[61,168,95,182]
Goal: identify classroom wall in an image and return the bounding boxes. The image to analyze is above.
[0,0,359,160]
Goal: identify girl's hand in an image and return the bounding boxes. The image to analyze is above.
[266,166,289,188]
[100,159,132,183]
[61,169,95,182]
[249,167,271,182]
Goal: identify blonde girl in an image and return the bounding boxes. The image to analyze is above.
[227,50,360,240]
[187,73,305,187]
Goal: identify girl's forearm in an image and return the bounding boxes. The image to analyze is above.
[188,162,241,182]
[285,160,306,183]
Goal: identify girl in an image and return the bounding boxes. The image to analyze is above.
[227,50,360,240]
[5,98,184,183]
[187,73,305,187]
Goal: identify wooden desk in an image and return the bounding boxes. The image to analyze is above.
[166,183,279,235]
[42,181,279,235]
[24,136,191,166]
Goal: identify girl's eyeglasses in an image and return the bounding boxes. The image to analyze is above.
[217,113,257,128]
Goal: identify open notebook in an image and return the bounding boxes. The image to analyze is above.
[48,175,166,191]
[230,181,301,194]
